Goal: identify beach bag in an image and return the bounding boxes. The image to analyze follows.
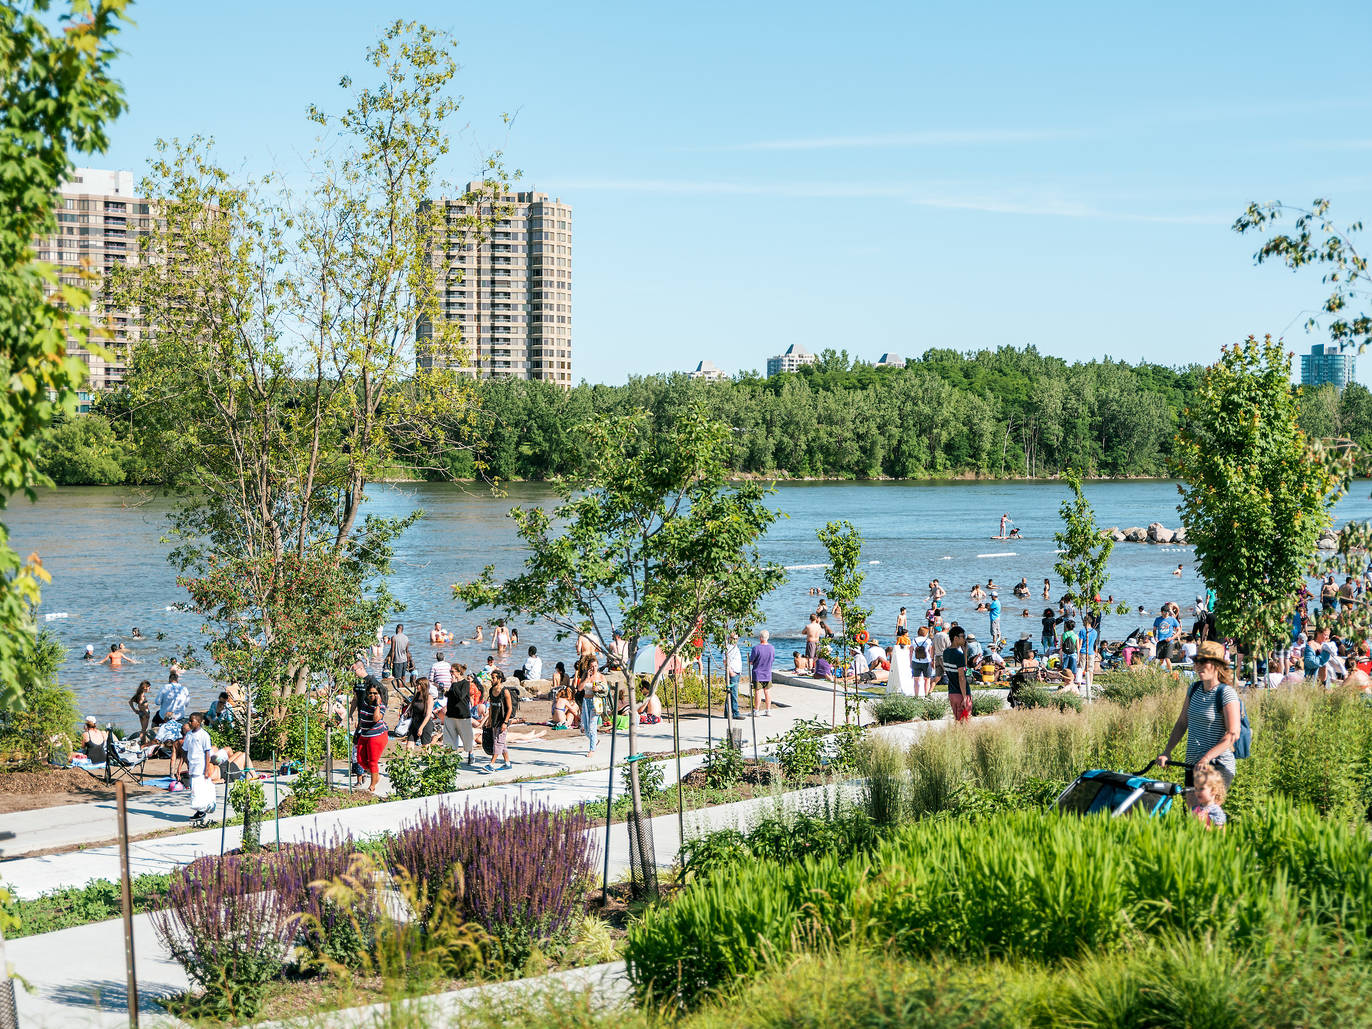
[189,776,216,813]
[614,714,630,732]
[481,724,494,756]
[1063,634,1078,655]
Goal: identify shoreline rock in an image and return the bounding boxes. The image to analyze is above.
[1105,524,1188,544]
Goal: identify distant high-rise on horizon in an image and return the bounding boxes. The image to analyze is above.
[1300,343,1356,389]
[766,343,816,377]
[688,359,726,382]
[419,183,571,384]
[35,168,149,409]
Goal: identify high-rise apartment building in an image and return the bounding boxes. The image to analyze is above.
[688,360,726,382]
[1300,343,1356,390]
[766,344,817,377]
[419,183,572,384]
[34,168,149,408]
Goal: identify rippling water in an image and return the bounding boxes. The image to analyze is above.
[13,479,1372,725]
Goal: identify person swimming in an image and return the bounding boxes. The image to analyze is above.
[97,643,137,669]
[83,645,95,660]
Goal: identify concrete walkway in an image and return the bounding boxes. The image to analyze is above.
[0,681,842,898]
[0,780,296,861]
[5,711,948,1028]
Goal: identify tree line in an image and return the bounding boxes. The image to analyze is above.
[43,344,1372,486]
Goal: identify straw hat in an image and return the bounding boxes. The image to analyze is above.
[1194,640,1230,667]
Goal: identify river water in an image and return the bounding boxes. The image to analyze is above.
[14,480,1372,726]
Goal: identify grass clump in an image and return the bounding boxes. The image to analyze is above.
[627,799,1372,1011]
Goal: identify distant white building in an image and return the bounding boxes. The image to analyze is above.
[689,359,727,382]
[875,352,904,368]
[766,344,817,377]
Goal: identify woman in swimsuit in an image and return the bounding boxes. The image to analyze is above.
[552,686,577,727]
[128,680,152,742]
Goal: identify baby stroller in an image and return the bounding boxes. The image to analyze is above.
[1056,760,1189,818]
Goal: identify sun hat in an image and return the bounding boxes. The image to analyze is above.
[84,715,96,725]
[1194,640,1230,666]
[1020,631,1032,640]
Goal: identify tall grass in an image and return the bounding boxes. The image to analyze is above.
[891,685,1372,825]
[626,800,1372,1010]
[858,738,906,827]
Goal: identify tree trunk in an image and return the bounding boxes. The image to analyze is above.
[623,659,653,882]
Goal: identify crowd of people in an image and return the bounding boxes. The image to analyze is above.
[71,554,1372,832]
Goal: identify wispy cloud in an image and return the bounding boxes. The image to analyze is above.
[558,177,1225,224]
[695,129,1076,152]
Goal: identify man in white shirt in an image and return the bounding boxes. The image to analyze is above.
[865,637,885,667]
[724,632,743,719]
[850,646,871,681]
[932,622,951,679]
[518,646,543,683]
[153,672,189,727]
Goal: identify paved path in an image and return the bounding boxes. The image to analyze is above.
[0,681,840,897]
[0,780,296,861]
[5,709,948,1028]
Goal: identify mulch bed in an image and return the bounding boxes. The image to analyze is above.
[0,765,161,813]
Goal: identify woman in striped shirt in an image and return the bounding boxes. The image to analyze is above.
[1157,639,1240,789]
[354,682,388,793]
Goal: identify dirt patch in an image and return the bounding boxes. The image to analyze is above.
[0,766,162,813]
[277,790,379,818]
[679,762,780,790]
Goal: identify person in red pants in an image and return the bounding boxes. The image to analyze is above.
[354,682,388,792]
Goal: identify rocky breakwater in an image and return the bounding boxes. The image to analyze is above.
[1106,523,1188,545]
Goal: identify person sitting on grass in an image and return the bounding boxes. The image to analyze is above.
[205,691,236,728]
[812,654,836,682]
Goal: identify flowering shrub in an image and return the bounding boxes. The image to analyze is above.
[266,833,371,971]
[151,854,295,1020]
[458,802,597,967]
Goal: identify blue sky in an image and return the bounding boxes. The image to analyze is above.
[97,0,1372,385]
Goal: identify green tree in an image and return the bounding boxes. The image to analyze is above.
[0,632,79,768]
[1298,383,1342,442]
[109,22,489,704]
[36,415,125,485]
[1235,199,1369,354]
[454,403,785,863]
[1174,336,1342,683]
[0,0,126,710]
[816,520,871,724]
[1052,472,1116,700]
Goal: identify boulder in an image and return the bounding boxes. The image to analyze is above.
[1109,528,1126,543]
[1147,523,1174,544]
[1173,526,1188,544]
[1123,527,1147,543]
